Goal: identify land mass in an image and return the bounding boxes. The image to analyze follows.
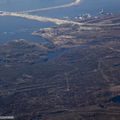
[0,14,120,120]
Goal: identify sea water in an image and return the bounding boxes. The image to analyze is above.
[0,0,119,43]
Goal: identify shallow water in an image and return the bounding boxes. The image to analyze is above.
[0,16,55,43]
[0,0,120,43]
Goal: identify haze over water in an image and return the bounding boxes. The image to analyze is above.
[0,0,120,43]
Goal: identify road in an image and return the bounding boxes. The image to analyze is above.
[19,0,81,13]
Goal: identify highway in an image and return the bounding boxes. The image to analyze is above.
[19,0,81,13]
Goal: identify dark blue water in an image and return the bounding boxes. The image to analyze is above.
[0,16,55,43]
[113,64,120,67]
[0,0,120,43]
[110,96,120,104]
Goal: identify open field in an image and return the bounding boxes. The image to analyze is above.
[0,14,120,120]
